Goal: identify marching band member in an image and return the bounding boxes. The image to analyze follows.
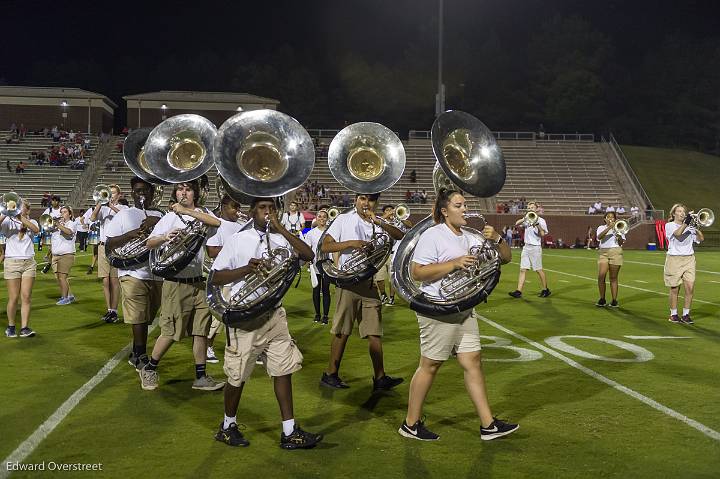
[280,201,304,236]
[375,204,412,305]
[90,184,128,323]
[595,211,625,307]
[665,204,703,324]
[104,177,163,370]
[80,207,98,275]
[40,195,62,273]
[211,197,323,449]
[508,201,551,298]
[51,206,77,305]
[205,194,246,363]
[398,188,518,441]
[1,201,40,338]
[75,208,89,253]
[319,193,405,390]
[302,209,331,324]
[138,180,224,391]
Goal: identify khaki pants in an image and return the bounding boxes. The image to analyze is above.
[416,310,480,361]
[98,244,118,278]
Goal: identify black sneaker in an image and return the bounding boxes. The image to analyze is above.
[538,289,551,298]
[508,290,522,298]
[104,311,120,324]
[480,418,519,441]
[380,294,388,304]
[681,314,694,324]
[280,425,323,450]
[134,354,149,372]
[42,263,51,274]
[5,326,17,338]
[321,316,329,325]
[609,300,619,308]
[372,375,404,391]
[215,422,250,447]
[101,311,111,323]
[596,298,607,307]
[320,372,349,389]
[313,314,321,323]
[86,266,93,275]
[388,296,395,305]
[668,314,682,324]
[398,420,440,441]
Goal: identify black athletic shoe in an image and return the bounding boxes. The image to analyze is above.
[215,422,250,447]
[42,263,51,274]
[681,314,694,324]
[372,375,404,391]
[134,354,149,372]
[398,420,440,441]
[668,314,682,324]
[480,418,519,441]
[610,300,619,308]
[508,290,522,298]
[105,311,120,324]
[321,316,329,325]
[280,425,323,450]
[538,289,551,298]
[313,314,321,323]
[86,266,94,275]
[596,298,607,307]
[320,372,349,389]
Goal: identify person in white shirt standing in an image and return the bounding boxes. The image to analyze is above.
[664,203,704,324]
[39,195,62,273]
[302,209,331,324]
[104,177,164,371]
[80,207,98,275]
[51,206,77,305]
[1,200,40,338]
[509,201,550,298]
[90,184,128,323]
[595,211,626,307]
[280,201,304,237]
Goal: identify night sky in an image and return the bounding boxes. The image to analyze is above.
[2,0,719,132]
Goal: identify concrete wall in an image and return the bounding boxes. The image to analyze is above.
[0,104,113,133]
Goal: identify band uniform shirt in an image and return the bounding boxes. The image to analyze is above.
[523,217,548,246]
[596,225,625,249]
[104,207,164,280]
[0,217,38,258]
[281,211,303,236]
[206,218,247,248]
[412,223,481,299]
[50,219,77,255]
[96,204,128,243]
[665,222,699,256]
[302,227,325,266]
[325,210,375,269]
[148,210,218,278]
[42,206,62,219]
[212,228,291,303]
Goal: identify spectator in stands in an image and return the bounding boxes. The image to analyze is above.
[606,205,615,213]
[41,192,51,208]
[405,190,412,202]
[15,162,26,174]
[630,206,640,217]
[341,192,350,207]
[617,206,626,214]
[593,201,602,213]
[504,226,513,245]
[587,205,596,215]
[5,160,10,173]
[409,169,417,183]
[19,124,26,138]
[645,204,653,220]
[420,190,427,204]
[538,123,545,139]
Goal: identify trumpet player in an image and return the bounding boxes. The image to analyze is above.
[39,195,62,273]
[280,201,304,237]
[595,211,625,307]
[508,201,551,299]
[665,204,704,324]
[375,204,412,305]
[139,180,223,391]
[399,188,518,441]
[1,200,40,338]
[210,197,323,449]
[302,208,331,324]
[104,177,163,371]
[91,184,128,323]
[320,193,405,390]
[51,206,77,305]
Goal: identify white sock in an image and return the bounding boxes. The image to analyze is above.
[109,309,117,313]
[223,415,236,429]
[670,309,678,316]
[282,418,296,436]
[682,308,690,316]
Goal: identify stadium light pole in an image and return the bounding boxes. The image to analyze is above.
[87,99,92,135]
[60,100,69,129]
[435,0,445,118]
[161,104,168,121]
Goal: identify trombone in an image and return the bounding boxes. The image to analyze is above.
[612,219,629,236]
[394,203,410,221]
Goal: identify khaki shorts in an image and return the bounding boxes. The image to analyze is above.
[416,310,481,361]
[120,276,162,325]
[223,307,303,387]
[4,258,37,279]
[598,247,624,266]
[374,255,392,282]
[97,244,118,278]
[520,245,543,271]
[331,280,382,338]
[52,254,75,274]
[208,317,223,339]
[664,255,696,287]
[158,280,211,341]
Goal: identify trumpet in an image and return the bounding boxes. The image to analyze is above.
[93,184,111,205]
[327,206,341,220]
[0,192,23,217]
[523,211,539,226]
[689,208,714,229]
[394,203,410,221]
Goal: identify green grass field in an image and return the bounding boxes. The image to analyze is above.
[1,248,719,478]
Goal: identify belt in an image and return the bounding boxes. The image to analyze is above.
[165,276,205,284]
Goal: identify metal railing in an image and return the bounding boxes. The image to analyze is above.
[306,129,340,139]
[607,133,653,209]
[409,130,594,142]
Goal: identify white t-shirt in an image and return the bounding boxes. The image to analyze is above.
[51,220,77,255]
[104,207,163,280]
[665,222,699,256]
[412,223,481,298]
[523,217,548,246]
[302,227,326,265]
[0,217,38,259]
[206,218,246,248]
[606,206,615,212]
[95,204,129,243]
[42,207,62,219]
[325,210,376,268]
[596,224,625,249]
[212,228,291,301]
[281,211,304,235]
[148,210,217,278]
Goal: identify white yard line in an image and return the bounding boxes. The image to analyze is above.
[624,336,692,340]
[478,315,720,442]
[544,253,720,275]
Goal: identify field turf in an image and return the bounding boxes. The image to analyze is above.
[1,247,719,478]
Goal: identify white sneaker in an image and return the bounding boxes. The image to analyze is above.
[206,346,219,363]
